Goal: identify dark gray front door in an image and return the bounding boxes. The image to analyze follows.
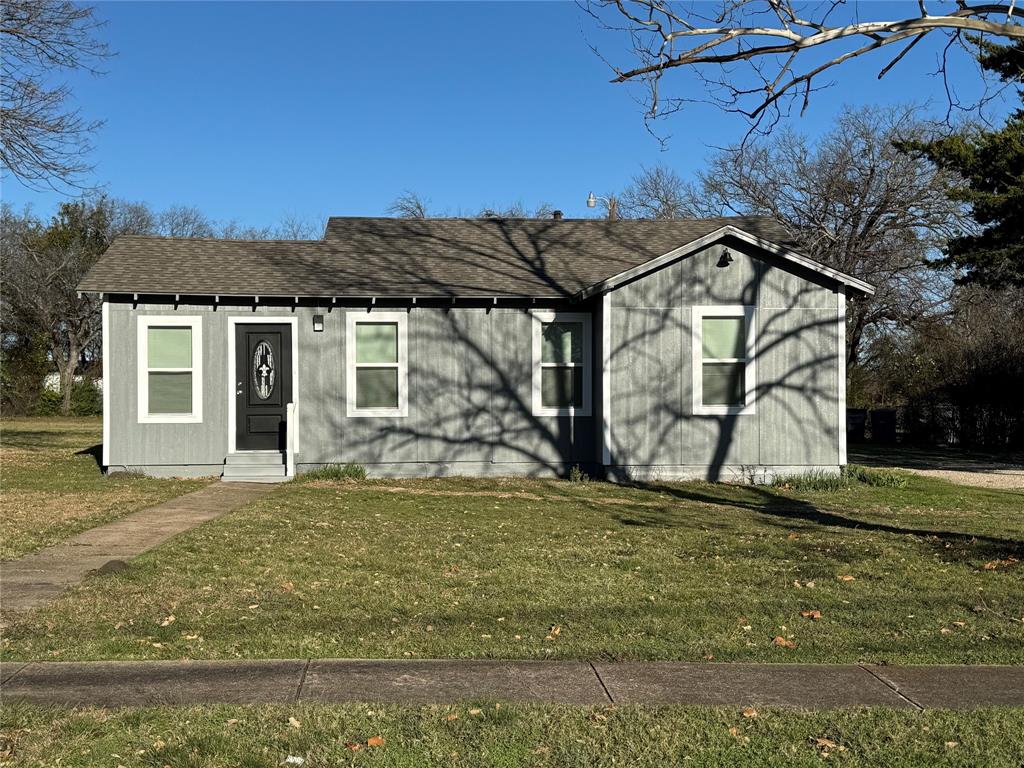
[235,324,292,451]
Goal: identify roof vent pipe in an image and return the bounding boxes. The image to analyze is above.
[552,210,563,220]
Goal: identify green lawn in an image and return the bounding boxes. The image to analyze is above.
[0,418,208,561]
[3,702,1023,767]
[2,468,1021,664]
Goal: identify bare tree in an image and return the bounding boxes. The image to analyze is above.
[274,213,323,239]
[218,220,275,240]
[673,106,967,364]
[1,0,110,189]
[156,205,215,238]
[619,165,688,219]
[586,0,1024,133]
[477,201,557,219]
[389,191,558,219]
[2,200,108,414]
[387,191,430,218]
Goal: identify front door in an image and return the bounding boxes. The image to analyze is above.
[235,324,292,451]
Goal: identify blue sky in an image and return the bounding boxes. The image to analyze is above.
[1,1,1011,226]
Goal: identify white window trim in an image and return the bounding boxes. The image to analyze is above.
[346,311,409,418]
[691,305,756,416]
[137,315,203,424]
[531,310,592,417]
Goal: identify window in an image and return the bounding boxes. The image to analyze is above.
[137,316,203,423]
[346,312,408,417]
[532,311,592,416]
[692,305,756,415]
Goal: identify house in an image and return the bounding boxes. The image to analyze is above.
[78,216,873,482]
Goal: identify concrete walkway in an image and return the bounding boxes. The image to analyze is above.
[0,482,271,614]
[2,659,1022,710]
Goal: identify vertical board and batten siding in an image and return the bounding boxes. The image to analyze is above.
[107,301,594,476]
[607,241,841,480]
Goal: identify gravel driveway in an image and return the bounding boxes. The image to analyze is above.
[850,447,1024,490]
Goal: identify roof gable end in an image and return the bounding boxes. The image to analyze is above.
[575,225,875,298]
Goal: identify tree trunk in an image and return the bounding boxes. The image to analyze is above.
[55,341,80,416]
[847,310,867,368]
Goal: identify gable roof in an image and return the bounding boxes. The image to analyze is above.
[78,216,873,299]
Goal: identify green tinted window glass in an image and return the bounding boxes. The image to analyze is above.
[148,327,192,368]
[148,372,192,414]
[541,367,582,408]
[541,322,582,364]
[702,317,744,359]
[702,362,744,406]
[356,323,398,364]
[356,368,399,409]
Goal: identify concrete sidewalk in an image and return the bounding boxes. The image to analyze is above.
[0,482,272,614]
[2,659,1022,710]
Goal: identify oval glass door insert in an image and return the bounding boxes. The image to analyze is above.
[252,341,275,400]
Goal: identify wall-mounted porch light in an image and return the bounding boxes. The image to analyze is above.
[312,314,325,332]
[717,249,734,268]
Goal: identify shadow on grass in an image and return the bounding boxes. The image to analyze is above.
[75,443,103,470]
[595,482,1024,565]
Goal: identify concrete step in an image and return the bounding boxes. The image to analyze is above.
[225,452,285,467]
[223,463,286,477]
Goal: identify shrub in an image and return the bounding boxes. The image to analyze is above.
[772,464,910,491]
[844,464,910,488]
[771,469,846,492]
[33,381,102,416]
[300,463,367,481]
[34,389,64,416]
[568,465,590,483]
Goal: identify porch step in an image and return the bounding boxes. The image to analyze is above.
[222,452,288,483]
[225,451,286,466]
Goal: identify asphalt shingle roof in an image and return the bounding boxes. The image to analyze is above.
[79,216,800,299]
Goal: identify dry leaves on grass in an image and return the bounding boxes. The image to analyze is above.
[741,707,758,718]
[800,610,822,620]
[983,557,1019,570]
[838,575,856,582]
[813,737,846,756]
[773,636,797,649]
[366,736,385,748]
[727,726,750,743]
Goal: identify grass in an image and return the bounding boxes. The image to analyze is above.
[3,702,1024,767]
[0,418,209,561]
[300,462,368,481]
[771,464,909,492]
[2,464,1021,664]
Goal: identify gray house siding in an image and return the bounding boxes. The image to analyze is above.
[107,301,595,477]
[606,240,843,482]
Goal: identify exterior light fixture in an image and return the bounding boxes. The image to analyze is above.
[312,314,324,332]
[585,191,618,219]
[717,249,734,268]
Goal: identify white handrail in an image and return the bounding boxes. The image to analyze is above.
[285,400,297,478]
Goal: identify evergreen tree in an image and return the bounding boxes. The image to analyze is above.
[901,41,1023,286]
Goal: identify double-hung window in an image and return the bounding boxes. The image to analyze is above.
[692,306,756,415]
[346,312,408,417]
[532,311,592,416]
[137,316,203,423]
